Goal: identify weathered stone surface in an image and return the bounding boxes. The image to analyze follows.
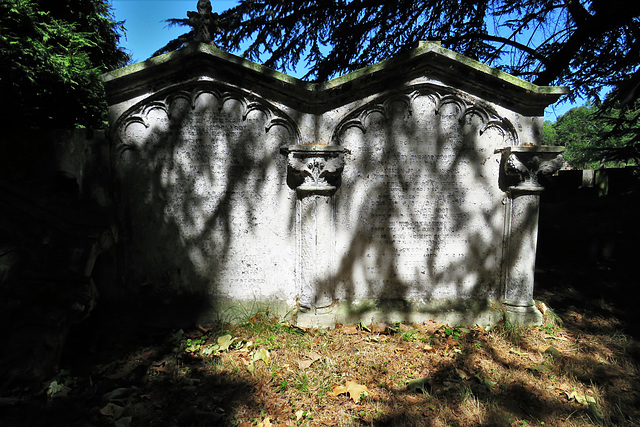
[112,85,298,306]
[103,41,568,326]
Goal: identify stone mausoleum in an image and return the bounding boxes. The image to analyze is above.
[102,41,567,327]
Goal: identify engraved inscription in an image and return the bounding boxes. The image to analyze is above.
[335,90,509,299]
[114,85,298,297]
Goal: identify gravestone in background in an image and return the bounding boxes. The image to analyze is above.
[102,42,567,326]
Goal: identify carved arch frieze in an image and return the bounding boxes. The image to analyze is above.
[331,84,518,144]
[111,82,302,161]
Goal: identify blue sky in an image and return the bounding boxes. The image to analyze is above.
[110,0,576,121]
[111,1,238,63]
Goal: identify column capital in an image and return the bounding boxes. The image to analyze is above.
[497,146,564,195]
[282,145,346,197]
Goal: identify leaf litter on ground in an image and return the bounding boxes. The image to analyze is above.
[6,305,640,427]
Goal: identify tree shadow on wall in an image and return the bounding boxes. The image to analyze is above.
[311,87,523,323]
[99,80,540,335]
[98,82,298,329]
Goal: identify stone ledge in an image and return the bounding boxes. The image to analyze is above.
[197,298,546,328]
[197,297,506,329]
[296,298,505,329]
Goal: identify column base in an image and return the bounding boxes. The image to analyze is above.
[503,303,543,326]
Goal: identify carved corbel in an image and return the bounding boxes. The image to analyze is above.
[497,146,564,195]
[281,145,345,197]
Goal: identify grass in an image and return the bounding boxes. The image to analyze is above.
[2,303,639,427]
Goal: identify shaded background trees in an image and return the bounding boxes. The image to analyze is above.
[0,0,129,129]
[0,0,128,388]
[544,105,640,169]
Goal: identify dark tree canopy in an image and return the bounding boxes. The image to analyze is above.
[0,0,129,129]
[157,1,639,101]
[155,0,640,162]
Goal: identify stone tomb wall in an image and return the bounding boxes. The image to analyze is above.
[334,91,510,300]
[295,87,517,325]
[112,80,549,326]
[114,84,298,307]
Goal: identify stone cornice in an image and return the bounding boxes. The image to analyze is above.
[103,42,568,116]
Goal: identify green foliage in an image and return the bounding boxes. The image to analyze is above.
[184,337,207,353]
[546,104,639,168]
[401,329,419,341]
[443,327,466,340]
[541,120,558,146]
[0,0,129,129]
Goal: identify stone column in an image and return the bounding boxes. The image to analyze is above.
[282,145,345,316]
[499,146,564,325]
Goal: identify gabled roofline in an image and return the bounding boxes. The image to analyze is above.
[102,41,569,116]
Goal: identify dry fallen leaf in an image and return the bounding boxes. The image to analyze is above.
[114,417,132,427]
[248,348,270,373]
[306,351,322,361]
[298,351,322,370]
[405,395,421,403]
[400,323,414,332]
[371,323,388,334]
[256,416,273,427]
[529,363,552,373]
[538,302,549,315]
[544,346,561,358]
[217,335,234,352]
[455,368,470,380]
[103,387,131,402]
[100,403,125,418]
[329,384,347,397]
[546,335,569,342]
[423,320,443,334]
[197,324,213,333]
[253,348,270,365]
[328,381,370,403]
[341,325,359,335]
[566,390,597,406]
[407,377,430,394]
[298,360,314,370]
